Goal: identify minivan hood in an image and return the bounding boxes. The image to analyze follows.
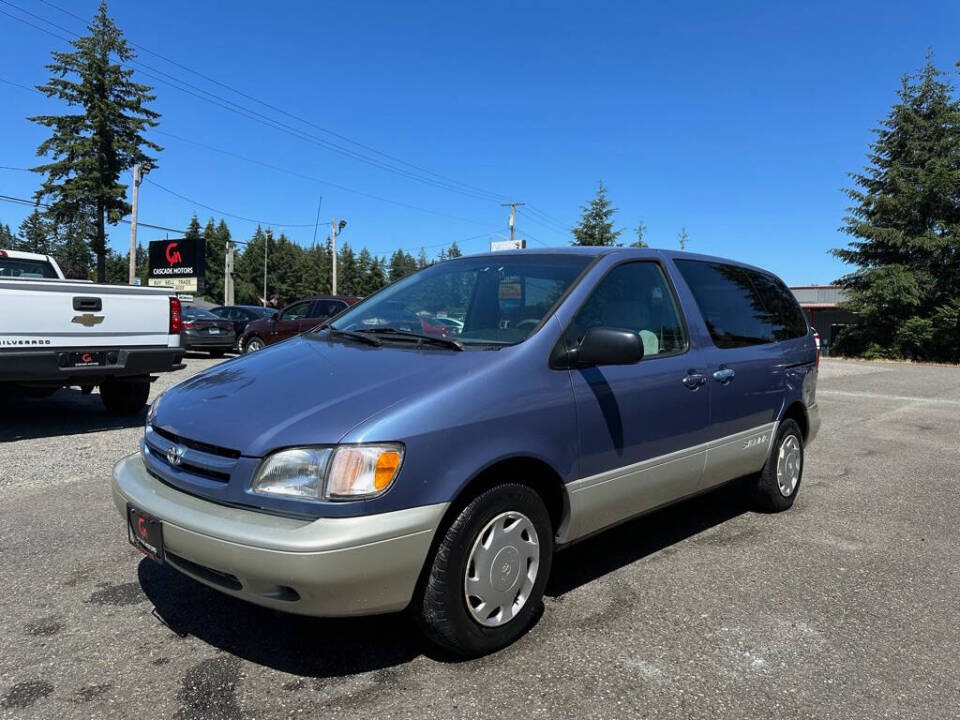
[153,335,499,456]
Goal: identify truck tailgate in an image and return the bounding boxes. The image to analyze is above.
[1,280,175,349]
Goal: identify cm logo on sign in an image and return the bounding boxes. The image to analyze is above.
[165,242,182,264]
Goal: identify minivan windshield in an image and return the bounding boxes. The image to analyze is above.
[327,254,592,347]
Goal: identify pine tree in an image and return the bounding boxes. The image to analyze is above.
[184,215,202,240]
[30,1,161,283]
[631,222,648,248]
[831,56,960,361]
[416,247,429,269]
[202,218,226,303]
[388,249,417,282]
[447,240,462,258]
[571,182,621,246]
[16,210,55,254]
[0,223,15,248]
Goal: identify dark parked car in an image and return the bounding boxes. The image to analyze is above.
[180,306,237,357]
[239,295,360,353]
[208,305,278,341]
[115,248,820,656]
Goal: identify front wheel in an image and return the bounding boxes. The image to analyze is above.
[244,337,265,353]
[100,379,150,415]
[414,483,553,657]
[752,418,804,512]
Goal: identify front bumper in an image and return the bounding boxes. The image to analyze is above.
[112,454,446,616]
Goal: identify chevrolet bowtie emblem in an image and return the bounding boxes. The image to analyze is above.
[72,314,105,327]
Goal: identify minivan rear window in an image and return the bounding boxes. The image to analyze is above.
[675,260,807,348]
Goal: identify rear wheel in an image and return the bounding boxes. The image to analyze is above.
[414,483,553,657]
[100,379,150,415]
[753,418,804,512]
[244,336,265,353]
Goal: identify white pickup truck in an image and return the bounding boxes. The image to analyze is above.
[0,248,184,414]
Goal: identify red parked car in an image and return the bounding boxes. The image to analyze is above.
[239,296,361,353]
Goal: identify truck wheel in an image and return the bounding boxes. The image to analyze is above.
[244,337,265,353]
[100,380,150,415]
[414,483,553,657]
[753,418,804,512]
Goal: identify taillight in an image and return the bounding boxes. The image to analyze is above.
[169,296,182,334]
[812,330,821,368]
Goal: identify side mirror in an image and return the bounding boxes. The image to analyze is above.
[572,326,644,367]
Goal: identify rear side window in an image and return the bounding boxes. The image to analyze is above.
[566,261,687,358]
[0,257,58,278]
[310,300,346,319]
[675,260,806,349]
[745,270,808,340]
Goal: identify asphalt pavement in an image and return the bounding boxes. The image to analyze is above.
[0,355,958,719]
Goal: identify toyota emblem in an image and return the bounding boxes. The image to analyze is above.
[166,444,185,467]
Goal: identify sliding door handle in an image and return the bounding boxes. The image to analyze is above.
[713,367,736,384]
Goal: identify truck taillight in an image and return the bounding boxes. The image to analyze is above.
[169,296,182,334]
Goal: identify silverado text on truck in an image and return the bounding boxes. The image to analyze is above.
[1,248,184,414]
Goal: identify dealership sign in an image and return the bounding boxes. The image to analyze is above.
[148,238,205,293]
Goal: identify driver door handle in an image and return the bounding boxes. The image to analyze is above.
[713,367,736,384]
[682,372,706,389]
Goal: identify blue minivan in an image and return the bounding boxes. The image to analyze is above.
[113,248,819,656]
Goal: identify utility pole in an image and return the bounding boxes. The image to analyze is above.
[330,218,347,295]
[263,236,268,307]
[500,202,525,245]
[224,240,234,306]
[127,164,143,284]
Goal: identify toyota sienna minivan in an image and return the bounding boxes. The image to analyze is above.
[113,248,820,656]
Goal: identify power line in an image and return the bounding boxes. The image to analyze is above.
[143,178,317,228]
[37,0,508,204]
[0,76,38,94]
[1,0,507,204]
[0,192,186,234]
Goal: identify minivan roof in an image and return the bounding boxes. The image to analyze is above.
[464,246,778,276]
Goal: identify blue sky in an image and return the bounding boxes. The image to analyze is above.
[1,0,958,284]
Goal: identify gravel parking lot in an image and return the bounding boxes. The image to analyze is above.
[1,356,958,720]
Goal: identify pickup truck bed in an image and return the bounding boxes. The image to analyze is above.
[1,253,184,414]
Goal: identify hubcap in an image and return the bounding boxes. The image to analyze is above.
[776,434,802,497]
[247,339,263,353]
[464,511,539,627]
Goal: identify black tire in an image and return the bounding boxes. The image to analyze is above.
[414,483,554,657]
[209,349,226,358]
[244,336,265,353]
[753,418,804,512]
[100,379,150,415]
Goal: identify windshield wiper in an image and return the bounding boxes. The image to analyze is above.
[322,327,382,347]
[357,327,463,351]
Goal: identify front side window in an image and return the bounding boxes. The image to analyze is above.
[675,260,802,348]
[280,301,311,321]
[330,254,592,347]
[565,262,686,358]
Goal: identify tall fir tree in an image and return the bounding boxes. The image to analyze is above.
[571,182,621,246]
[30,1,161,283]
[0,223,15,248]
[832,57,960,361]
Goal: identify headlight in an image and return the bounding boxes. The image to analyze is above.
[146,391,162,430]
[251,444,403,501]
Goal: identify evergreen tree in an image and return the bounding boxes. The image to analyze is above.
[16,210,55,254]
[631,222,648,248]
[53,218,94,279]
[831,57,960,362]
[678,226,689,250]
[337,243,360,295]
[571,182,621,246]
[447,240,462,258]
[202,218,226,303]
[0,223,14,248]
[30,1,161,283]
[388,249,418,282]
[416,247,429,269]
[184,214,202,240]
